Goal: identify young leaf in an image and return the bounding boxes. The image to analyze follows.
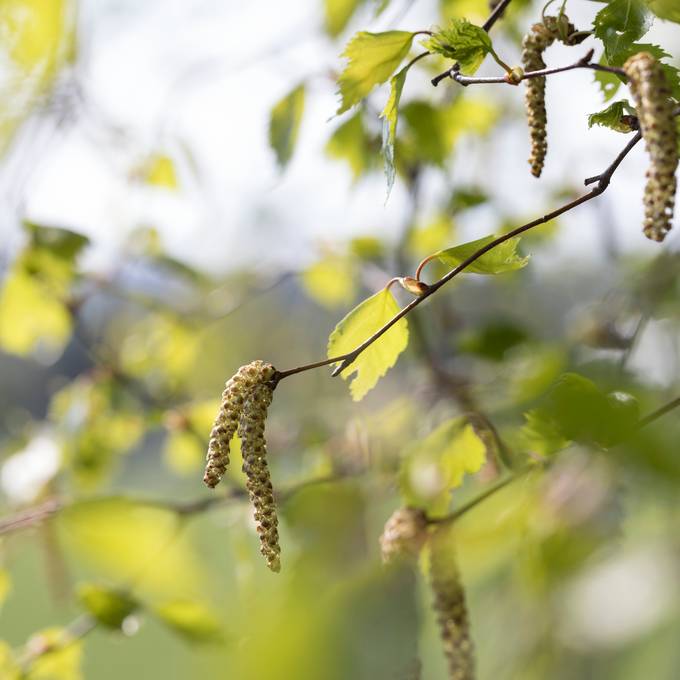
[268,84,306,168]
[593,0,653,64]
[380,65,409,196]
[588,99,637,132]
[433,234,529,274]
[400,421,486,516]
[77,583,139,629]
[153,600,225,644]
[422,18,492,74]
[336,30,415,114]
[327,288,408,400]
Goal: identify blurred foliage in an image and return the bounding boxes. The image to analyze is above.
[0,1,680,679]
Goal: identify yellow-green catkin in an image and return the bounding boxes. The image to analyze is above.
[239,379,281,572]
[379,507,428,565]
[429,525,474,680]
[203,360,275,488]
[522,15,580,177]
[624,52,679,242]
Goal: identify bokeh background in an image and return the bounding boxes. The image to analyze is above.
[1,0,680,678]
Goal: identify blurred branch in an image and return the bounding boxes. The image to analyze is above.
[431,0,515,87]
[276,129,642,383]
[637,396,680,429]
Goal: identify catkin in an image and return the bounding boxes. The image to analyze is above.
[624,52,679,242]
[429,526,475,680]
[239,380,281,572]
[522,15,581,177]
[379,507,428,565]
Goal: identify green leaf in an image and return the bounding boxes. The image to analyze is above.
[593,0,653,64]
[588,99,637,132]
[336,30,415,114]
[433,234,529,274]
[0,641,20,680]
[645,0,680,23]
[25,628,83,680]
[301,254,357,308]
[325,110,377,179]
[422,18,492,74]
[24,222,89,261]
[153,600,225,644]
[77,583,139,629]
[380,64,409,196]
[268,84,306,168]
[142,153,178,189]
[400,421,486,516]
[327,288,408,400]
[324,0,365,36]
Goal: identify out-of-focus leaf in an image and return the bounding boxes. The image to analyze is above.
[327,288,408,401]
[349,235,384,260]
[24,223,89,261]
[519,409,570,457]
[422,18,492,74]
[433,234,529,274]
[301,254,357,308]
[458,321,529,362]
[142,154,178,189]
[380,65,409,196]
[25,628,82,680]
[645,0,680,22]
[0,641,20,680]
[0,569,9,609]
[588,99,637,132]
[324,0,365,37]
[269,84,306,168]
[407,214,455,258]
[325,110,378,180]
[58,498,207,599]
[164,429,205,474]
[336,31,415,114]
[152,600,225,644]
[401,421,486,516]
[593,0,653,64]
[77,583,139,630]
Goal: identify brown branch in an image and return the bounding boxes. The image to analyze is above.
[0,498,62,536]
[431,0,515,87]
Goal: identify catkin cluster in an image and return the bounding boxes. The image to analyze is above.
[429,526,475,680]
[203,360,281,572]
[522,15,581,177]
[623,52,679,242]
[379,507,428,565]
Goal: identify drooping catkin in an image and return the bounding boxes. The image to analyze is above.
[379,507,428,565]
[239,379,281,572]
[429,525,475,680]
[624,52,679,242]
[521,15,581,177]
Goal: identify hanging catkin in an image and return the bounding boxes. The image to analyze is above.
[521,15,582,177]
[379,507,428,565]
[203,360,281,572]
[429,525,475,680]
[624,52,679,242]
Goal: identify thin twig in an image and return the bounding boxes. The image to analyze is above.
[637,397,680,429]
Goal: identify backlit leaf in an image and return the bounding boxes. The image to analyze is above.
[422,18,492,74]
[593,0,653,64]
[380,64,409,196]
[588,99,637,132]
[433,234,529,274]
[153,600,225,644]
[25,628,82,680]
[327,288,408,400]
[645,0,680,22]
[143,154,178,189]
[325,110,377,179]
[302,254,357,308]
[269,84,306,168]
[324,0,364,36]
[77,583,139,629]
[336,30,415,114]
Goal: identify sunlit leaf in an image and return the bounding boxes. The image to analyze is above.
[588,99,637,132]
[645,0,680,22]
[25,628,82,680]
[327,288,408,400]
[336,30,415,114]
[58,498,207,599]
[153,600,225,644]
[143,154,178,189]
[401,421,486,515]
[593,0,653,64]
[301,254,357,308]
[380,65,409,195]
[433,234,529,274]
[0,569,9,609]
[0,641,20,680]
[77,583,139,630]
[325,110,377,179]
[407,214,455,258]
[439,0,488,22]
[269,84,306,168]
[324,0,365,36]
[423,18,492,74]
[164,429,205,474]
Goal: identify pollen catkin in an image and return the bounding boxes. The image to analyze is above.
[239,380,281,573]
[624,52,679,242]
[522,15,580,177]
[429,526,474,680]
[203,360,275,488]
[379,507,428,565]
